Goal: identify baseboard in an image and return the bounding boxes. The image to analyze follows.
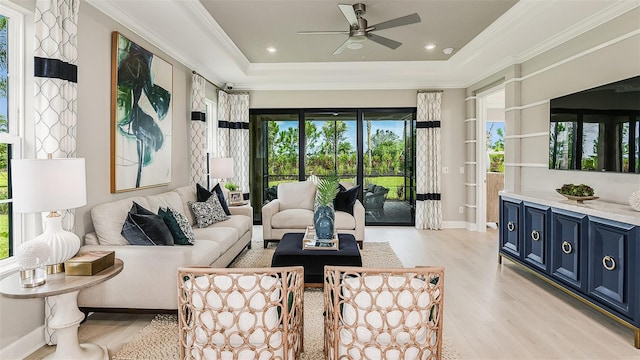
[441,221,467,229]
[466,222,479,231]
[0,325,45,359]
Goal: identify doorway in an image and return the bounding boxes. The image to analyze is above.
[477,87,505,232]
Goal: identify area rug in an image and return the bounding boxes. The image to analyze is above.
[113,241,459,359]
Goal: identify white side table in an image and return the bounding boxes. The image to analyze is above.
[0,259,123,359]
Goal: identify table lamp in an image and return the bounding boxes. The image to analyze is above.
[210,157,234,189]
[11,157,87,274]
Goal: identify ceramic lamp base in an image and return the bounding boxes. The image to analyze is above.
[35,214,81,271]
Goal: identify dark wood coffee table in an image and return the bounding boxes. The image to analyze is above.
[271,232,362,285]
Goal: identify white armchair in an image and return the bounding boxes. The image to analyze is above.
[261,181,365,248]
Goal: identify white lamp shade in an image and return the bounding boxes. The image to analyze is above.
[210,157,234,179]
[11,158,87,213]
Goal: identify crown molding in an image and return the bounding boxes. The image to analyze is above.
[85,0,638,91]
[85,0,195,72]
[514,0,640,64]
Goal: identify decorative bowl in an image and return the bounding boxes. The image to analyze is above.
[629,190,640,212]
[556,189,599,203]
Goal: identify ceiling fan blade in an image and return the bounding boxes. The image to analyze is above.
[368,13,421,31]
[367,33,402,49]
[338,4,359,27]
[298,31,350,35]
[332,38,354,55]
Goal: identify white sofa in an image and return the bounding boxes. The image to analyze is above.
[261,181,364,248]
[77,185,252,311]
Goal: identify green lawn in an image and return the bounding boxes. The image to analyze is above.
[0,170,9,259]
[0,214,8,260]
[267,175,409,201]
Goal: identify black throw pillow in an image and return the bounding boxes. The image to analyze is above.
[121,202,174,246]
[195,183,231,216]
[211,183,231,216]
[334,184,360,215]
[158,208,193,245]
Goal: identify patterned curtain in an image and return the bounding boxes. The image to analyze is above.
[33,0,79,345]
[190,73,207,187]
[217,90,250,198]
[415,91,443,230]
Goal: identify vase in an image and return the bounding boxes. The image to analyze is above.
[313,205,335,240]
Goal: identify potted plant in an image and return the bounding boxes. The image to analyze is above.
[314,175,340,240]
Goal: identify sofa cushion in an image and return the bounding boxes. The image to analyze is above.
[144,191,186,216]
[189,195,229,228]
[174,186,198,225]
[196,183,231,216]
[192,226,238,253]
[278,181,316,211]
[208,214,252,238]
[334,184,360,215]
[190,239,222,265]
[271,209,314,229]
[335,210,357,230]
[92,196,150,245]
[121,202,174,246]
[158,207,194,245]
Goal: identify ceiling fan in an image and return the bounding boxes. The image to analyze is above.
[298,3,421,55]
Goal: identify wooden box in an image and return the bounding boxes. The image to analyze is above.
[65,251,115,276]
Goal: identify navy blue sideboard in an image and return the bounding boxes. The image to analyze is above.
[499,194,640,348]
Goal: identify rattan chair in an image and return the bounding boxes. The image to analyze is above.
[178,266,304,360]
[324,266,445,360]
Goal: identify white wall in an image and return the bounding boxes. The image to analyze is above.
[514,7,640,203]
[0,1,193,355]
[466,7,640,222]
[250,89,468,224]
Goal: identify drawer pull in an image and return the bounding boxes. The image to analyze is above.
[561,241,572,254]
[531,230,540,241]
[602,256,616,271]
[507,221,516,232]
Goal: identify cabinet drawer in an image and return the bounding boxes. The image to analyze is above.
[500,197,521,258]
[587,218,634,318]
[551,209,587,291]
[523,203,550,273]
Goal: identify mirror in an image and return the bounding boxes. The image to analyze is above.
[549,76,639,173]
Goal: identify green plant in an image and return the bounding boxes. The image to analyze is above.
[316,175,340,207]
[558,183,594,197]
[225,182,239,191]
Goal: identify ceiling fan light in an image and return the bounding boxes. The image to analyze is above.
[347,42,364,50]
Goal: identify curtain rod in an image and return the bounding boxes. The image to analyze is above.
[192,70,222,91]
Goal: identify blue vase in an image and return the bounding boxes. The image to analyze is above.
[313,205,335,240]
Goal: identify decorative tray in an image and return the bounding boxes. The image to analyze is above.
[555,189,599,203]
[303,226,339,250]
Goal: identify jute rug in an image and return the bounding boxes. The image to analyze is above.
[113,241,459,359]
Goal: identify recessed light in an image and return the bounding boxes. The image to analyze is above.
[424,43,436,50]
[443,47,454,55]
[266,46,277,53]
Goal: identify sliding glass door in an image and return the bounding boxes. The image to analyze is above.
[362,111,414,224]
[250,108,416,226]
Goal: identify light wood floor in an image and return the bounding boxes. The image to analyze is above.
[26,226,639,359]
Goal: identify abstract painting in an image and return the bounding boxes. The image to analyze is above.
[111,32,172,193]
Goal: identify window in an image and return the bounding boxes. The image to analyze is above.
[250,108,416,226]
[0,7,24,262]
